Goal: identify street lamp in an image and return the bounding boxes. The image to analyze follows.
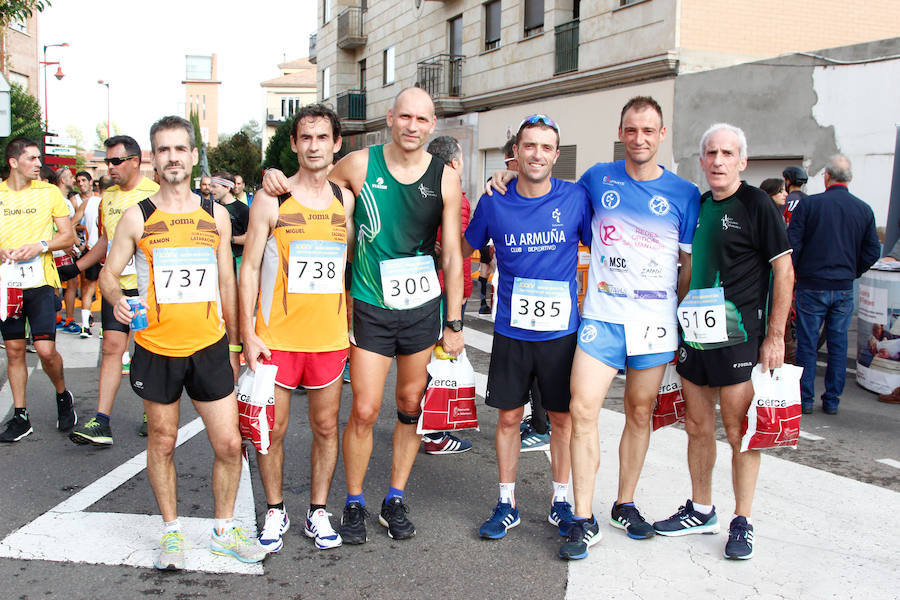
[40,42,69,131]
[98,80,110,139]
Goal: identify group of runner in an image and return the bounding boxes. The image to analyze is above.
[0,86,789,569]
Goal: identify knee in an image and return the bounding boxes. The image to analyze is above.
[497,409,522,431]
[684,413,714,440]
[147,430,177,458]
[269,418,290,444]
[213,432,243,461]
[569,397,597,427]
[723,423,743,448]
[548,412,572,435]
[309,413,339,440]
[625,402,653,430]
[350,398,380,428]
[35,346,59,364]
[5,344,26,363]
[101,337,126,357]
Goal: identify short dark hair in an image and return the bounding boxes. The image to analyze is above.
[104,135,142,159]
[4,136,39,166]
[619,96,664,129]
[98,175,113,192]
[41,165,58,184]
[291,103,342,141]
[760,178,785,197]
[76,170,92,181]
[502,137,516,160]
[149,116,195,153]
[427,136,461,165]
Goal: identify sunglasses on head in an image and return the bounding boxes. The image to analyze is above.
[518,114,559,133]
[104,154,137,166]
[503,157,517,165]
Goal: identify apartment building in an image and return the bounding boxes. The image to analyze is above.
[260,57,317,150]
[183,54,221,147]
[313,0,900,201]
[1,13,39,97]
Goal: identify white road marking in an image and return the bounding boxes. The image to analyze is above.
[876,458,900,469]
[799,431,825,441]
[0,416,261,574]
[465,328,494,354]
[816,360,856,375]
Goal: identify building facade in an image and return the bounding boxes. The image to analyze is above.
[1,13,39,96]
[313,0,900,204]
[183,54,221,147]
[260,57,318,150]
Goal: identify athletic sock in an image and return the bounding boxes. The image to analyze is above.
[121,351,130,365]
[478,277,487,299]
[552,481,569,503]
[692,501,714,515]
[214,518,235,535]
[81,309,91,329]
[346,493,365,507]
[267,501,285,511]
[499,482,516,506]
[385,486,404,502]
[163,519,181,533]
[309,504,326,515]
[96,412,110,425]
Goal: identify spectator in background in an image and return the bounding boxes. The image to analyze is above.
[55,167,81,334]
[234,174,253,206]
[197,175,212,201]
[782,166,808,227]
[209,172,249,275]
[787,154,880,415]
[760,178,787,213]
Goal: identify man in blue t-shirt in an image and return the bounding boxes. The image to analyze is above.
[464,115,591,543]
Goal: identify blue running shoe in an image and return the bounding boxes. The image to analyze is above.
[63,321,82,334]
[559,516,601,560]
[548,500,575,536]
[520,420,550,452]
[342,361,351,383]
[653,499,720,536]
[724,516,754,560]
[479,501,520,539]
[610,502,655,539]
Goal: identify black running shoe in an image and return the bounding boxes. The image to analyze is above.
[0,413,33,443]
[339,501,368,545]
[379,497,416,540]
[610,502,655,540]
[724,516,754,560]
[56,390,77,431]
[558,516,601,560]
[69,416,113,446]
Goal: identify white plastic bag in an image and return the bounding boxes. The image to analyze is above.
[236,364,278,454]
[740,364,803,452]
[417,349,478,434]
[652,362,685,431]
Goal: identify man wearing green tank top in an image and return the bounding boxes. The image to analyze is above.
[263,87,465,543]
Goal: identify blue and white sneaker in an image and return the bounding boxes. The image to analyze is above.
[724,516,754,559]
[559,516,601,560]
[548,500,575,536]
[63,321,82,334]
[479,501,520,539]
[610,502,656,539]
[520,420,550,452]
[653,499,720,536]
[258,508,290,553]
[305,508,342,549]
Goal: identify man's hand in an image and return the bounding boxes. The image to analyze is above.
[242,331,272,372]
[758,333,785,371]
[441,328,464,358]
[483,170,516,196]
[57,262,81,282]
[9,243,42,262]
[113,295,142,326]
[261,169,290,196]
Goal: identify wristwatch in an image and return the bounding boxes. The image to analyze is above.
[443,319,463,332]
[39,240,49,253]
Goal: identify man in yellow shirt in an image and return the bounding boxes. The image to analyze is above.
[65,136,160,446]
[0,137,78,442]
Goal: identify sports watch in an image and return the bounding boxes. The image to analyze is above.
[39,240,49,253]
[443,319,463,332]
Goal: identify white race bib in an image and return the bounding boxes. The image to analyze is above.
[152,246,217,304]
[624,321,678,355]
[380,256,440,309]
[510,277,571,331]
[678,287,728,344]
[109,240,136,276]
[287,240,346,294]
[6,257,43,289]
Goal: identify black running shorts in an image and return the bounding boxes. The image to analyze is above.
[485,331,577,412]
[351,298,441,358]
[131,336,235,404]
[676,338,760,388]
[101,287,138,333]
[0,285,58,341]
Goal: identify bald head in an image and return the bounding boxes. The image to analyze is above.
[825,154,852,183]
[393,87,435,116]
[387,87,437,152]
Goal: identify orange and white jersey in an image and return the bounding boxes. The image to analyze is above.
[134,198,225,357]
[256,190,348,353]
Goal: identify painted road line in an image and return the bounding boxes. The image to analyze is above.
[799,431,825,441]
[465,328,494,354]
[816,360,856,375]
[0,416,261,574]
[876,458,900,469]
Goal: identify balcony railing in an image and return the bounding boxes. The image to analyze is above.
[554,20,579,75]
[416,54,464,98]
[337,7,366,49]
[337,89,366,121]
[309,33,317,64]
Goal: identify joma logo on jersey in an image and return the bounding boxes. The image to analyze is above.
[169,218,195,225]
[3,207,37,215]
[307,214,330,221]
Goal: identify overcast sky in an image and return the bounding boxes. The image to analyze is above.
[38,1,316,150]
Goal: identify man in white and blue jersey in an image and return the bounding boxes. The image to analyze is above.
[562,97,700,559]
[465,115,591,543]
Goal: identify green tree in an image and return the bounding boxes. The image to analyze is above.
[0,1,51,23]
[189,108,204,181]
[94,121,122,148]
[0,82,43,177]
[262,119,298,177]
[208,129,262,186]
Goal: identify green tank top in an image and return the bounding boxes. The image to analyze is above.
[351,145,444,309]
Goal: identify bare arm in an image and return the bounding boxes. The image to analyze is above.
[677,249,692,303]
[461,237,476,259]
[238,191,277,370]
[212,203,241,380]
[483,170,517,196]
[439,168,465,357]
[341,186,356,261]
[98,207,143,324]
[759,253,794,371]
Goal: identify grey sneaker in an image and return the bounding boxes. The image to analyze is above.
[155,531,186,570]
[210,526,267,563]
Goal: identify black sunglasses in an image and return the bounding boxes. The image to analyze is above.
[104,154,138,166]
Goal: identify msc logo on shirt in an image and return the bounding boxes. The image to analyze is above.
[601,190,620,210]
[600,256,627,271]
[648,195,670,216]
[372,177,388,190]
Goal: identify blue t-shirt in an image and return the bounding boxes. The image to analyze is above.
[578,161,700,327]
[466,178,591,341]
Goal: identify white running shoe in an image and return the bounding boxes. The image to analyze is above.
[305,508,343,549]
[258,508,290,553]
[210,526,267,563]
[155,531,186,570]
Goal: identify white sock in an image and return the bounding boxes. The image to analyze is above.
[81,309,91,328]
[122,351,130,365]
[499,482,516,506]
[163,519,181,533]
[552,481,569,503]
[733,514,752,525]
[214,517,235,534]
[692,501,713,515]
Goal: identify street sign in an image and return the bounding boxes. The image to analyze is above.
[44,135,77,146]
[43,155,76,167]
[46,146,77,156]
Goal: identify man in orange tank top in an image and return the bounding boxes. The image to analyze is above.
[99,116,265,570]
[240,104,355,553]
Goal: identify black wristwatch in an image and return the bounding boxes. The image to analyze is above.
[443,319,463,332]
